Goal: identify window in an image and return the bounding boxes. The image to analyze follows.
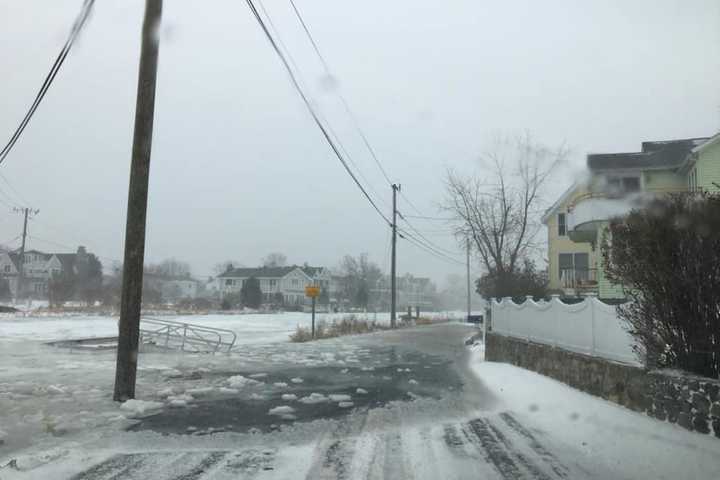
[558,213,567,236]
[225,279,233,286]
[3,265,10,273]
[270,279,277,288]
[292,279,299,287]
[559,252,590,283]
[606,175,640,196]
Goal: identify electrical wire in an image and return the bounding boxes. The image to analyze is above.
[245,0,391,226]
[287,0,394,187]
[0,0,95,166]
[257,0,389,210]
[398,210,460,257]
[398,228,465,267]
[0,172,29,207]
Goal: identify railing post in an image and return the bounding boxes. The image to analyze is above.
[181,324,187,351]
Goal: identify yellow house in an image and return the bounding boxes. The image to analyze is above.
[543,134,719,299]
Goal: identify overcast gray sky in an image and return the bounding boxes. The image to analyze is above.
[1,0,718,284]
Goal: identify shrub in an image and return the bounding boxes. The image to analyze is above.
[602,193,720,378]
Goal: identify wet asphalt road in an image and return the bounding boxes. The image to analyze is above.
[130,323,477,435]
[69,323,613,479]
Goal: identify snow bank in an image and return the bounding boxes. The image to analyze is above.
[469,349,720,479]
[329,394,351,402]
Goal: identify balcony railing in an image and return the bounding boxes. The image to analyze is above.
[560,268,598,290]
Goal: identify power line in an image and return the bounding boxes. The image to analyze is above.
[287,0,394,188]
[257,0,389,210]
[0,0,95,166]
[397,223,464,265]
[0,172,29,207]
[402,214,454,221]
[245,0,391,226]
[398,228,465,267]
[398,210,460,257]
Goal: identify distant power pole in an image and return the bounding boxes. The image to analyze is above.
[13,207,39,301]
[390,183,400,327]
[466,237,471,321]
[114,0,162,402]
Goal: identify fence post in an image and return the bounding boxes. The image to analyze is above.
[588,293,597,356]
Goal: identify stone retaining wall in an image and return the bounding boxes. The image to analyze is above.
[485,332,720,437]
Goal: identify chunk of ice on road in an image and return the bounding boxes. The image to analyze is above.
[46,385,66,395]
[157,387,176,398]
[218,387,239,394]
[360,366,375,371]
[249,373,268,379]
[338,401,354,408]
[163,369,183,379]
[186,387,214,396]
[290,377,304,384]
[250,393,265,400]
[329,394,351,402]
[299,393,329,404]
[226,375,261,388]
[281,394,298,401]
[340,369,349,374]
[408,379,418,385]
[268,405,295,416]
[273,382,289,388]
[120,399,163,418]
[356,388,368,395]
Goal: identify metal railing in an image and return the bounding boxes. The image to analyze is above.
[560,268,598,289]
[139,317,237,353]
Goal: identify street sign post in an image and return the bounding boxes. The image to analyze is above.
[305,285,321,339]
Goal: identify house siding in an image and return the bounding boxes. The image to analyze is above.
[696,140,720,192]
[546,185,594,292]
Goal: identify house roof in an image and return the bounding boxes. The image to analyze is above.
[587,137,709,171]
[219,266,298,279]
[53,254,76,272]
[541,182,582,224]
[219,265,326,280]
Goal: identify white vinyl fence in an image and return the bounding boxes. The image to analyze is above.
[491,296,641,366]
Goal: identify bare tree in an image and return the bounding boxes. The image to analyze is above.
[262,252,287,268]
[444,133,566,278]
[213,260,242,275]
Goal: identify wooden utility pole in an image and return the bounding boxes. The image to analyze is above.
[466,237,471,321]
[390,183,399,327]
[113,0,162,402]
[13,207,38,301]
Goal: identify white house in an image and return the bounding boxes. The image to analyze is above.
[0,246,95,299]
[216,265,331,305]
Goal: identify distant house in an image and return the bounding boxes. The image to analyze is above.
[216,265,331,306]
[0,246,99,300]
[143,272,202,302]
[373,273,437,311]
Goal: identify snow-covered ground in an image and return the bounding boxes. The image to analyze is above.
[0,310,461,344]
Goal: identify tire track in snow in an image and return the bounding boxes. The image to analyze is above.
[499,412,569,478]
[485,419,553,480]
[464,418,525,479]
[304,412,370,479]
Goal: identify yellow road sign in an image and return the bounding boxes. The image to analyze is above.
[305,285,321,298]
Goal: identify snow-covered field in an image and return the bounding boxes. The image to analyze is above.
[0,311,461,344]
